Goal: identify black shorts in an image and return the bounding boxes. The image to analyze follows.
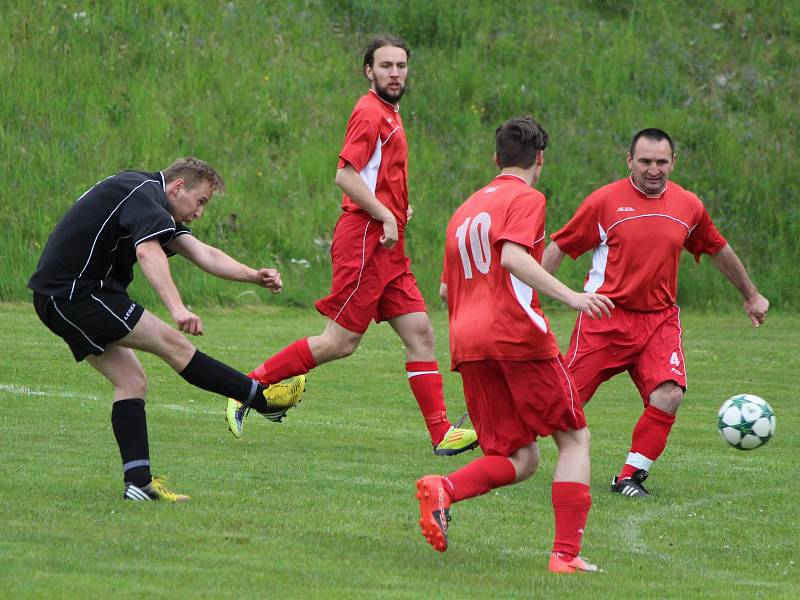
[32,290,145,361]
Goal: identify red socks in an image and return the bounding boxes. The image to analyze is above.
[443,455,516,502]
[551,482,592,559]
[406,361,451,444]
[250,338,317,385]
[619,404,676,480]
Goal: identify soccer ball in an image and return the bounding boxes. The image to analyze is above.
[717,394,775,450]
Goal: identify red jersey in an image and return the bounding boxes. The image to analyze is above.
[550,177,727,311]
[444,174,560,369]
[337,90,409,227]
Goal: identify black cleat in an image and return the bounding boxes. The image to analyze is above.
[610,468,651,497]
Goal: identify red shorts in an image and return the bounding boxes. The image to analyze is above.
[314,211,427,334]
[565,304,687,405]
[458,357,587,457]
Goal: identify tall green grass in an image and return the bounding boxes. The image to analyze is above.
[2,1,798,310]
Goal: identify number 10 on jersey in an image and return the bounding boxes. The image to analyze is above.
[455,212,492,279]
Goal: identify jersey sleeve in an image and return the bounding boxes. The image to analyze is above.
[550,194,602,258]
[494,191,545,250]
[684,203,727,262]
[118,183,176,247]
[337,107,381,172]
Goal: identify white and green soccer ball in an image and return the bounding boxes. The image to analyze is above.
[717,394,775,450]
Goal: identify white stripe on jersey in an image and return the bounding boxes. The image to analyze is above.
[606,213,691,234]
[359,139,382,194]
[509,273,548,333]
[134,226,176,247]
[69,179,159,300]
[584,223,608,293]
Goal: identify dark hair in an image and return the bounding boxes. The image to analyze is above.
[362,35,410,76]
[629,128,674,157]
[163,157,225,194]
[495,117,549,169]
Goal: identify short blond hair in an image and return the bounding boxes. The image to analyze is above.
[163,157,225,194]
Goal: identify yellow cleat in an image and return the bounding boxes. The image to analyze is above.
[433,425,478,456]
[226,375,306,439]
[124,476,189,502]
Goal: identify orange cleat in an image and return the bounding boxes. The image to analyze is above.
[415,475,452,552]
[548,552,599,573]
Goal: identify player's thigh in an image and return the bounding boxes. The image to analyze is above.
[376,268,428,326]
[115,310,195,369]
[503,357,587,436]
[565,311,637,403]
[630,309,687,404]
[86,345,147,397]
[32,291,145,361]
[459,361,534,457]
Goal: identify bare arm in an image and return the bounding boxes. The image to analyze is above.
[709,243,769,327]
[136,239,203,335]
[500,241,613,318]
[169,235,282,293]
[335,164,398,248]
[439,282,447,304]
[541,240,567,274]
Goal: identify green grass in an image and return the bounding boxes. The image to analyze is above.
[1,303,798,598]
[2,1,798,309]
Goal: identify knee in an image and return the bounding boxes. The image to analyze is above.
[323,332,360,360]
[650,383,684,414]
[120,367,148,398]
[406,321,435,353]
[511,447,540,482]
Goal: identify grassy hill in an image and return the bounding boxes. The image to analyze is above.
[2,0,798,310]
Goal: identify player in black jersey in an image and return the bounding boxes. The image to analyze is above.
[29,157,304,501]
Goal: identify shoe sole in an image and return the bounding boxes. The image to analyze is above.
[433,439,479,456]
[415,479,448,552]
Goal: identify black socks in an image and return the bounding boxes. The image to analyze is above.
[111,398,151,487]
[178,350,268,412]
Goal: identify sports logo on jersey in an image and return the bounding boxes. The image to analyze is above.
[617,206,635,212]
[483,186,498,194]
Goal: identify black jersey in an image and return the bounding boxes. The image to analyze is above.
[28,170,191,298]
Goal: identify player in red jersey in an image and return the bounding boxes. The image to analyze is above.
[543,128,769,497]
[415,117,613,574]
[227,36,477,455]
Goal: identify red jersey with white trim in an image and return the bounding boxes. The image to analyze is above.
[337,90,409,227]
[551,177,727,311]
[444,174,560,370]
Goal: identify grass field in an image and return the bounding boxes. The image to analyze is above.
[1,303,798,598]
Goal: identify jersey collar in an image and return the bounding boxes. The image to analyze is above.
[628,174,668,199]
[368,89,400,112]
[158,171,166,191]
[494,173,529,185]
